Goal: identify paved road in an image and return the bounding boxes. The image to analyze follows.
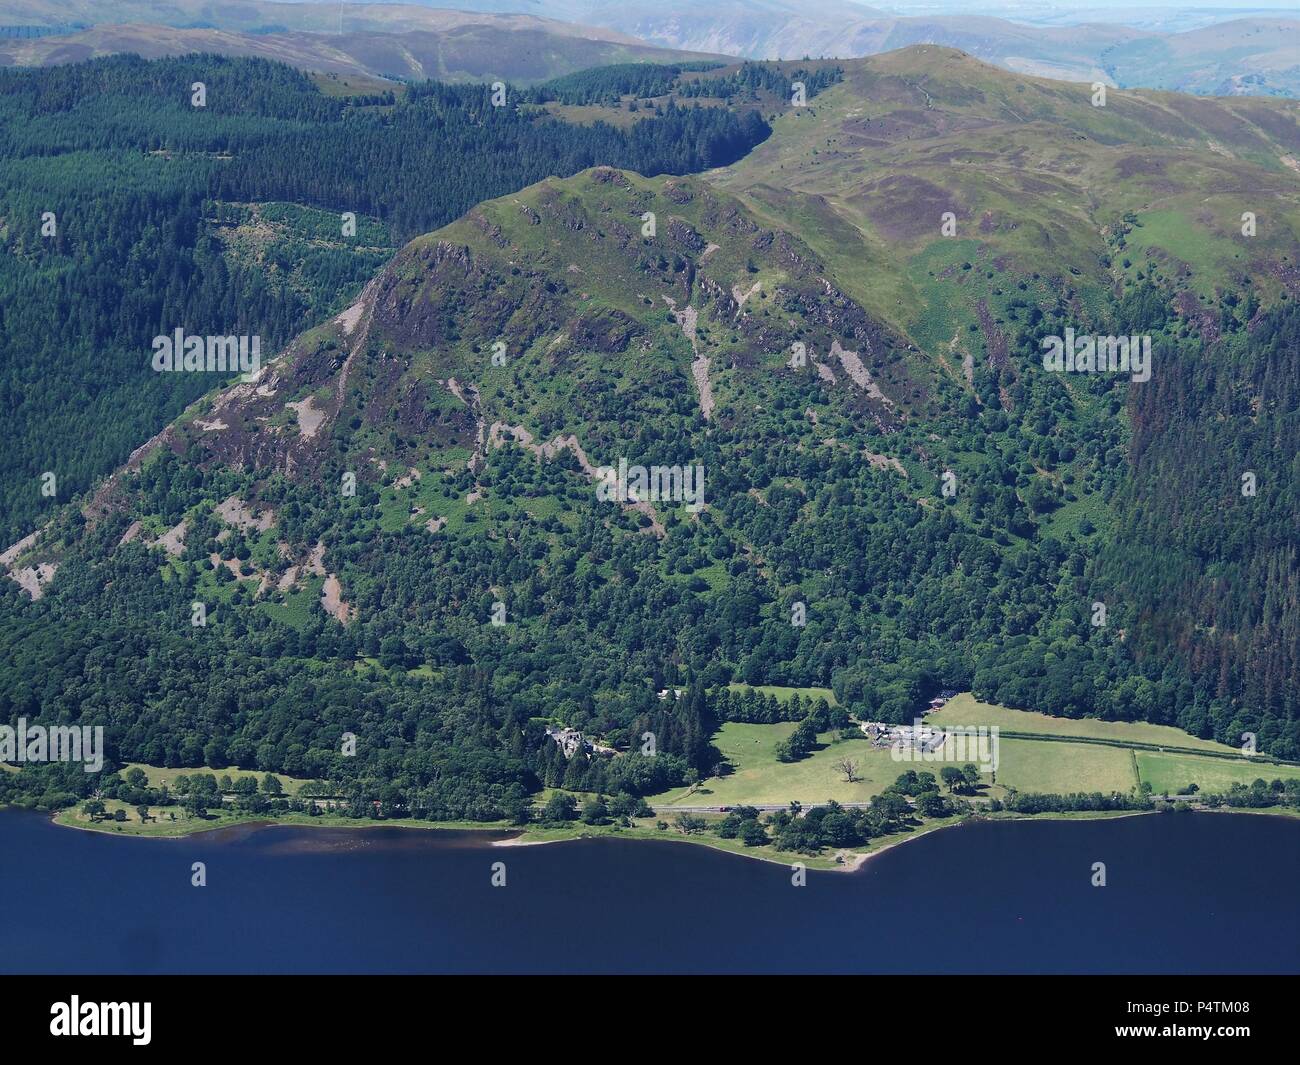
[659,799,910,814]
[656,794,1203,814]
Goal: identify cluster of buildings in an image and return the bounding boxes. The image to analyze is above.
[860,721,948,755]
[856,692,959,754]
[544,725,616,760]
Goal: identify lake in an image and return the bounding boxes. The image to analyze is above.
[2,810,1296,973]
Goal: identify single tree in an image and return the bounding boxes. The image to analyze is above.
[541,792,578,823]
[673,812,707,835]
[833,756,860,783]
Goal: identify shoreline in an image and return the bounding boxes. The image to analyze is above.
[42,808,510,840]
[16,800,1297,873]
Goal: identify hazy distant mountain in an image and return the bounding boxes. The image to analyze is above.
[518,0,898,60]
[0,4,727,83]
[0,1,686,43]
[245,1,1298,96]
[540,3,1300,95]
[1094,17,1300,96]
[0,21,725,83]
[3,2,1296,95]
[876,2,1299,36]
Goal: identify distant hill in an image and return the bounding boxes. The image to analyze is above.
[407,2,1300,96]
[711,46,1300,341]
[0,1,628,36]
[3,2,1296,95]
[1095,16,1300,96]
[0,19,726,83]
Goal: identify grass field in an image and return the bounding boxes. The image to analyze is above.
[259,575,325,631]
[994,738,1136,793]
[1120,207,1234,298]
[649,695,1293,808]
[654,723,889,806]
[726,684,839,705]
[308,72,402,100]
[57,798,208,835]
[651,722,1139,807]
[1136,751,1300,795]
[929,694,1238,753]
[120,763,312,796]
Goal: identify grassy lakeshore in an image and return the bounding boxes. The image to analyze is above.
[499,805,1300,870]
[46,799,965,871]
[37,802,1300,873]
[500,813,970,871]
[51,803,511,839]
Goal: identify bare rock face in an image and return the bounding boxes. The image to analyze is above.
[667,218,707,252]
[565,308,644,354]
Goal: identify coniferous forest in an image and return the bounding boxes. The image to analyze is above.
[0,54,774,542]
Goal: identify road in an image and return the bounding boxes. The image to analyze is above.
[655,794,1203,814]
[659,799,909,814]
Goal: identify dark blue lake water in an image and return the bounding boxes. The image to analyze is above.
[2,810,1296,974]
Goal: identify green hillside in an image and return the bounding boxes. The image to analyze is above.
[713,47,1300,349]
[2,48,1298,824]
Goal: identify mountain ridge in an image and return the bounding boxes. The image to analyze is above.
[14,45,1300,557]
[425,3,1300,96]
[2,2,1299,95]
[0,17,727,83]
[711,46,1300,352]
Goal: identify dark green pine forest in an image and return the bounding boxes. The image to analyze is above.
[0,54,776,544]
